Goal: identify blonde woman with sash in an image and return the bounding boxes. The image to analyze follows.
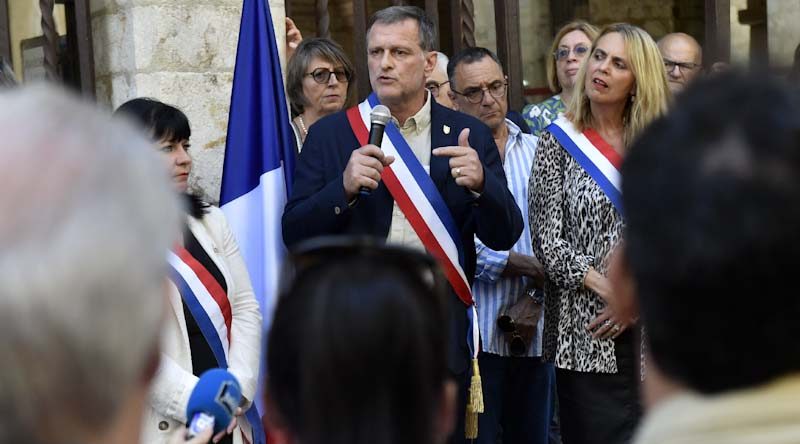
[529,23,669,444]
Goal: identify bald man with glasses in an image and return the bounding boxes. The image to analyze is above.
[658,33,703,94]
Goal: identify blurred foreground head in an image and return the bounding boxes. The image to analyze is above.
[265,237,456,444]
[0,86,181,444]
[622,72,800,394]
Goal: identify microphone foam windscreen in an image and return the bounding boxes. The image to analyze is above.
[185,368,242,434]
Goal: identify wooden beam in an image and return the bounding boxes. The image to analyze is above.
[0,0,10,65]
[353,0,370,100]
[704,0,730,64]
[425,0,440,50]
[39,0,60,82]
[450,0,475,54]
[494,0,523,112]
[315,0,330,38]
[66,0,95,97]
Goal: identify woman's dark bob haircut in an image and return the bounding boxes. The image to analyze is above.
[114,97,191,143]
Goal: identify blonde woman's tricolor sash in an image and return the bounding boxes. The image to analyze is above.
[547,116,624,216]
[167,246,262,444]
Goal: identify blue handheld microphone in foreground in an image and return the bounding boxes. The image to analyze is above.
[359,104,392,197]
[185,369,242,439]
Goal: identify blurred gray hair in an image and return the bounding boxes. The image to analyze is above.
[0,86,181,443]
[367,6,437,51]
[434,52,449,74]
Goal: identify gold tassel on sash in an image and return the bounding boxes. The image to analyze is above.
[465,357,484,439]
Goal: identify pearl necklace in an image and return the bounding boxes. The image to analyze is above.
[297,114,308,136]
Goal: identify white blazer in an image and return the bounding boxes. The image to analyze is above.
[141,206,263,444]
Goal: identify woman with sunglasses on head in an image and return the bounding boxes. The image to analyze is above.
[529,23,670,444]
[286,38,355,151]
[114,99,263,444]
[522,21,599,137]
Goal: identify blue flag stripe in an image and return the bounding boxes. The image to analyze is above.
[220,0,295,205]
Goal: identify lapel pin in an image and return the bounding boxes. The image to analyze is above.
[443,125,451,135]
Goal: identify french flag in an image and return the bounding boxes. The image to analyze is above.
[220,0,294,440]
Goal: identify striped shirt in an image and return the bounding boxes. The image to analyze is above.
[473,119,542,357]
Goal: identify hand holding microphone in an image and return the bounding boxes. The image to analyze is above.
[343,105,395,200]
[182,369,243,443]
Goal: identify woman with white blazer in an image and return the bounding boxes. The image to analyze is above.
[115,99,262,444]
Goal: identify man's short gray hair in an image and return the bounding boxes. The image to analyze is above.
[367,6,437,51]
[0,86,181,443]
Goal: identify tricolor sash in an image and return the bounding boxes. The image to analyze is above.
[346,93,474,307]
[547,116,624,217]
[167,246,265,444]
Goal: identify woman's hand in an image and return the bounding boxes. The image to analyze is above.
[587,306,632,339]
[211,409,242,444]
[168,426,213,444]
[583,267,614,304]
[584,263,638,339]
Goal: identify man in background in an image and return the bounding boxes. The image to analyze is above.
[657,33,703,94]
[448,46,554,444]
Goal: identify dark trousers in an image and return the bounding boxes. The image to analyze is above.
[474,353,555,444]
[449,369,469,444]
[556,332,641,444]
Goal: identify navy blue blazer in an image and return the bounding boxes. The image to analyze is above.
[282,99,523,373]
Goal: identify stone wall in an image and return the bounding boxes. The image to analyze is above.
[91,0,287,204]
[768,0,800,69]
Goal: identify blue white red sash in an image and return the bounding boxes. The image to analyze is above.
[346,94,474,307]
[167,246,264,444]
[547,116,624,217]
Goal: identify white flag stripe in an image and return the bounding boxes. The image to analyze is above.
[221,168,287,331]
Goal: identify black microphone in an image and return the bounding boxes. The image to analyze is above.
[360,105,392,196]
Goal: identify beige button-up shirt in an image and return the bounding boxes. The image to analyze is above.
[386,93,432,251]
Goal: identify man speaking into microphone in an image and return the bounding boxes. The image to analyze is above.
[282,6,522,443]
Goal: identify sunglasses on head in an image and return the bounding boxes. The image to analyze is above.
[281,236,446,297]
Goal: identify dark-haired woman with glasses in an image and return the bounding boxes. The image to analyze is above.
[522,21,598,136]
[286,38,355,151]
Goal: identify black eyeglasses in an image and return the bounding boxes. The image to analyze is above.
[305,67,351,84]
[425,80,449,98]
[663,59,700,73]
[554,45,590,61]
[496,315,527,357]
[451,81,507,104]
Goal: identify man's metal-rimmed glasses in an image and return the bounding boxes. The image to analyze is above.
[426,80,449,98]
[451,81,507,104]
[305,67,351,84]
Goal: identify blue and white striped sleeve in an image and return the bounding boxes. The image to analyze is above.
[474,236,509,283]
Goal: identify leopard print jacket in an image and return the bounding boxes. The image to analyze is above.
[529,130,625,373]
